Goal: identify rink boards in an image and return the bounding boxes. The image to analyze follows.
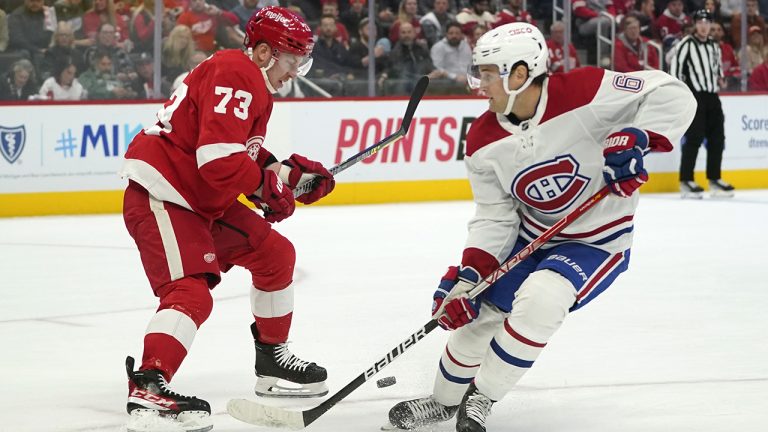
[1,94,767,217]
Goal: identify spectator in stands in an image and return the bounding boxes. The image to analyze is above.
[171,50,207,90]
[573,0,616,38]
[746,25,767,72]
[40,21,84,79]
[0,58,36,100]
[130,53,170,98]
[547,20,580,73]
[176,0,237,53]
[719,0,741,20]
[711,20,740,90]
[748,56,768,90]
[495,0,536,27]
[468,22,487,49]
[84,23,134,75]
[631,0,657,39]
[0,6,8,53]
[348,17,391,76]
[573,0,615,65]
[456,0,495,37]
[82,0,130,44]
[731,0,766,48]
[390,0,423,44]
[318,0,350,46]
[7,0,55,61]
[310,14,353,80]
[340,0,368,43]
[231,0,259,32]
[54,0,88,44]
[38,59,84,100]
[656,0,691,49]
[162,25,195,83]
[129,0,159,54]
[702,0,726,23]
[614,15,660,71]
[420,0,454,46]
[79,49,135,99]
[383,21,435,94]
[430,21,470,84]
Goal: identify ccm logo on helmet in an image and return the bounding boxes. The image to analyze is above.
[512,155,590,214]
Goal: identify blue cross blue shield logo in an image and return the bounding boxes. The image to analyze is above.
[0,125,26,164]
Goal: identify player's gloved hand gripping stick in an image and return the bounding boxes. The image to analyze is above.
[227,185,613,430]
[257,76,430,214]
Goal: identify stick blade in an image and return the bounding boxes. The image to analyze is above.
[227,398,306,430]
[400,76,429,133]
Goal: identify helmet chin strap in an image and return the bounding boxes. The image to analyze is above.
[248,47,280,94]
[501,74,534,116]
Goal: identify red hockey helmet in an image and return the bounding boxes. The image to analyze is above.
[244,6,314,57]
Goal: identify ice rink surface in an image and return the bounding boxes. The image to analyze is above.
[1,191,767,432]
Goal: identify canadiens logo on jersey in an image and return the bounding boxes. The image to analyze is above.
[0,125,25,164]
[512,155,590,214]
[246,136,264,161]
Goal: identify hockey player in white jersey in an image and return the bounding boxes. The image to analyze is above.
[385,23,697,432]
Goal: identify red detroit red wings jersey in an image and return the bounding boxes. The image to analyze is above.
[120,50,274,220]
[460,67,696,273]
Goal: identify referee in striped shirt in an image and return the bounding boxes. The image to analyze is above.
[669,9,735,199]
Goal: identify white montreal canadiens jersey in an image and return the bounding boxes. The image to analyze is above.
[463,67,696,265]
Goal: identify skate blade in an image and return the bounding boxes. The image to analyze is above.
[127,409,212,432]
[680,191,703,199]
[380,421,424,431]
[255,377,329,399]
[710,190,735,198]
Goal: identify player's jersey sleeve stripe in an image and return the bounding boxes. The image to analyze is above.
[196,143,246,168]
[522,214,634,239]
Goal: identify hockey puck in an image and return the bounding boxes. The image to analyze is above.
[376,376,397,388]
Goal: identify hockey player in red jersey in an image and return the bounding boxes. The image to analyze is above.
[385,23,697,432]
[118,7,335,432]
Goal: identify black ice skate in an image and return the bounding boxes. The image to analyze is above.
[253,325,328,398]
[456,383,495,432]
[382,396,458,430]
[709,179,735,198]
[680,181,704,199]
[125,356,212,432]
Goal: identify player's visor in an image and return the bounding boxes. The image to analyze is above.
[274,52,313,77]
[467,65,507,89]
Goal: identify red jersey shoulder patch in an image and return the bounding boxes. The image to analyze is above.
[466,111,513,157]
[540,67,604,124]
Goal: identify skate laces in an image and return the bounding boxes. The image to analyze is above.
[465,391,493,427]
[274,343,311,372]
[407,398,451,421]
[154,373,192,400]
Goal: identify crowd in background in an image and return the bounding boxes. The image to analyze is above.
[0,0,767,101]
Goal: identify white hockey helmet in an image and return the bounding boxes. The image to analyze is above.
[468,22,548,114]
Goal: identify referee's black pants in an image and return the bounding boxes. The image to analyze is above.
[680,92,725,182]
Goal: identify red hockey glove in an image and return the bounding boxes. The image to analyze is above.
[249,169,295,223]
[432,266,481,330]
[281,154,335,205]
[603,127,649,198]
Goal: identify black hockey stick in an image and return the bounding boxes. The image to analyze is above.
[257,76,429,212]
[227,186,612,430]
